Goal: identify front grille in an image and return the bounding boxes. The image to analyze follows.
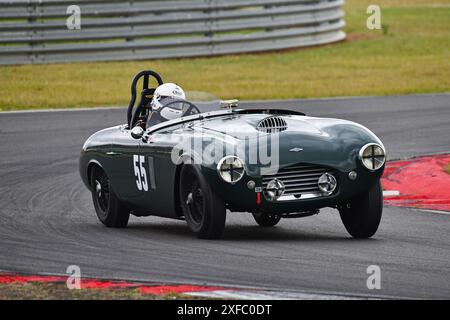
[262,163,336,199]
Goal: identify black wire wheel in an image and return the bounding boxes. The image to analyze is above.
[338,179,383,238]
[252,213,281,227]
[179,164,226,239]
[90,165,130,228]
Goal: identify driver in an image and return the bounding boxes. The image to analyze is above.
[147,83,186,127]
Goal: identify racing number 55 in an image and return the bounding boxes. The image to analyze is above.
[133,155,148,191]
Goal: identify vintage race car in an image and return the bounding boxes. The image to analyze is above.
[79,70,386,239]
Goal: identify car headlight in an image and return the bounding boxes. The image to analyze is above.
[217,156,245,184]
[359,143,386,171]
[265,178,285,201]
[318,173,337,194]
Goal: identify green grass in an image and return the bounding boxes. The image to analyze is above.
[0,0,449,110]
[444,163,450,175]
[0,282,195,300]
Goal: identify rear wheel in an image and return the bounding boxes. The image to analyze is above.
[179,165,226,239]
[252,213,281,227]
[339,180,383,238]
[90,166,130,228]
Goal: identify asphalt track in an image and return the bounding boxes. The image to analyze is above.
[0,94,449,299]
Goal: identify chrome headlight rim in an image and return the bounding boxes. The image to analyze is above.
[318,173,337,195]
[264,178,285,201]
[359,143,386,171]
[216,156,245,184]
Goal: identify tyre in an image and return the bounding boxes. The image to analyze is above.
[252,213,281,227]
[339,180,383,238]
[90,166,130,228]
[179,165,226,239]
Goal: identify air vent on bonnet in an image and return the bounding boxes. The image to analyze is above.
[256,116,287,133]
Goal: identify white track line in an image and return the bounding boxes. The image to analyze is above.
[0,106,123,114]
[383,190,400,197]
[2,93,449,114]
[413,209,450,215]
[243,93,450,104]
[185,290,370,300]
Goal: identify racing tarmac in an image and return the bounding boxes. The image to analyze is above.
[0,94,449,299]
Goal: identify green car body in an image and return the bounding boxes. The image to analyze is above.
[79,107,385,219]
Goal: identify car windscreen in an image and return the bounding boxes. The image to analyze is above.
[150,98,222,123]
[159,99,201,118]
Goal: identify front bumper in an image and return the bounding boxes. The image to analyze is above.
[202,163,384,214]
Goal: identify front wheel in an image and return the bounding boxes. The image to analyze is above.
[339,180,383,238]
[252,213,281,227]
[179,165,226,239]
[91,166,130,228]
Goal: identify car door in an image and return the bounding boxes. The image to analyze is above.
[134,125,185,218]
[107,125,143,204]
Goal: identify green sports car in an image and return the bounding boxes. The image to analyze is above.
[79,70,386,239]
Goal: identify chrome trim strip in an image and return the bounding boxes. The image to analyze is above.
[274,192,326,201]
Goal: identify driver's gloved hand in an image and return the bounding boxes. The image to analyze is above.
[135,120,146,129]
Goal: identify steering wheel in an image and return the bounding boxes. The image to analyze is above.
[163,100,201,117]
[127,70,163,128]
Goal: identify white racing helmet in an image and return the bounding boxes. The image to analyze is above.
[151,83,186,111]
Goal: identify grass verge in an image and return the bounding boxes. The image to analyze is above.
[0,282,193,300]
[444,163,450,175]
[0,0,449,110]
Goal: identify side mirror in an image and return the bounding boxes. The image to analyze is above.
[131,126,144,139]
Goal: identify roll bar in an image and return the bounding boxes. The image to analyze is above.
[127,70,163,128]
